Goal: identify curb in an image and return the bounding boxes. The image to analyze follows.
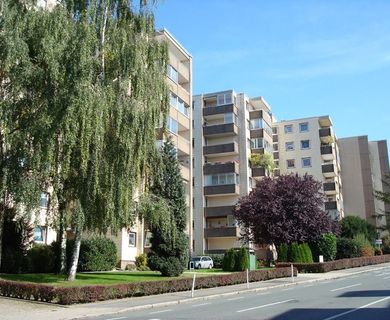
[70,264,390,319]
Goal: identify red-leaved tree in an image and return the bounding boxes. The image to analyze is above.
[234,174,338,245]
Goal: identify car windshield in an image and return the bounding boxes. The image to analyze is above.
[191,257,201,261]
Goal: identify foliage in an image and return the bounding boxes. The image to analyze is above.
[336,238,362,259]
[0,267,297,304]
[277,244,288,262]
[25,244,55,273]
[341,216,377,242]
[374,175,390,231]
[301,243,313,263]
[234,174,336,246]
[222,249,236,272]
[290,243,300,263]
[310,233,337,262]
[277,254,390,273]
[140,140,188,277]
[353,233,374,257]
[135,254,150,271]
[249,153,277,173]
[235,247,249,271]
[207,254,224,269]
[78,237,117,272]
[382,235,390,254]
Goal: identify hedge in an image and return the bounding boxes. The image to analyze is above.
[0,267,296,305]
[277,254,390,273]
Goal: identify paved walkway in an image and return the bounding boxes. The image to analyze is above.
[1,263,390,320]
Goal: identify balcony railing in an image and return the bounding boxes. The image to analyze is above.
[204,184,239,196]
[203,104,236,117]
[203,123,238,137]
[204,161,239,175]
[252,167,266,177]
[319,127,332,137]
[325,201,338,210]
[322,163,335,177]
[204,227,238,238]
[204,206,235,218]
[203,142,238,157]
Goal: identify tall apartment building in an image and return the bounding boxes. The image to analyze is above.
[274,116,344,220]
[193,90,274,254]
[338,136,389,236]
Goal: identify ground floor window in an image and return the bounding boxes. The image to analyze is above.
[128,232,137,247]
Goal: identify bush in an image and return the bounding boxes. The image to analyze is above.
[208,254,224,268]
[311,233,337,262]
[135,254,150,271]
[235,247,249,271]
[25,244,55,273]
[0,267,297,304]
[148,254,183,277]
[278,244,288,262]
[353,233,374,257]
[336,237,361,259]
[222,249,236,272]
[301,243,313,263]
[290,242,300,262]
[375,248,383,256]
[78,237,117,272]
[382,235,390,254]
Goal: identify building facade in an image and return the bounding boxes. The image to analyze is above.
[274,116,344,220]
[193,90,274,254]
[338,136,390,236]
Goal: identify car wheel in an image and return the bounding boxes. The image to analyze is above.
[208,264,212,269]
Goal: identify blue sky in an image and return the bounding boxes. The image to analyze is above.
[154,0,390,149]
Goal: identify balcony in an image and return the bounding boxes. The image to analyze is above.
[273,135,278,143]
[203,104,236,117]
[322,163,336,177]
[203,142,239,157]
[180,165,190,181]
[325,200,338,211]
[250,129,265,139]
[203,123,238,137]
[321,145,334,161]
[204,206,235,218]
[204,227,239,238]
[323,182,337,195]
[204,162,239,175]
[251,167,266,177]
[204,184,239,196]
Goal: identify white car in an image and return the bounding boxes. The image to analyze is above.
[191,256,214,269]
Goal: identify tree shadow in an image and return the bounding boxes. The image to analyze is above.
[338,290,390,297]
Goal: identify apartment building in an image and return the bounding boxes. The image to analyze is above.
[338,136,389,236]
[193,90,274,254]
[274,116,344,220]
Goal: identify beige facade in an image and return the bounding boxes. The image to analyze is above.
[274,116,344,220]
[339,136,389,236]
[193,90,274,254]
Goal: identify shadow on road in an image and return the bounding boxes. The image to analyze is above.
[338,290,390,297]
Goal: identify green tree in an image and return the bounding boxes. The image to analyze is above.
[1,0,168,280]
[249,153,277,175]
[375,174,390,232]
[140,140,188,276]
[341,216,376,242]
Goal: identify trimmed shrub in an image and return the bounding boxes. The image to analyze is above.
[311,233,337,262]
[78,237,117,272]
[0,267,297,304]
[25,244,55,273]
[290,242,300,263]
[278,244,288,262]
[336,237,361,259]
[353,233,374,257]
[301,243,313,263]
[135,254,150,271]
[208,254,224,268]
[222,249,236,272]
[235,247,249,271]
[148,254,183,277]
[382,235,390,254]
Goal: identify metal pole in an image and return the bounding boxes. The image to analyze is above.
[191,273,196,298]
[246,268,249,289]
[291,264,294,282]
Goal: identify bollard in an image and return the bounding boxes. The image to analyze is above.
[191,273,196,298]
[246,268,249,289]
[291,264,294,282]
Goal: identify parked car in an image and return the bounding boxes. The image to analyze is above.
[190,256,214,269]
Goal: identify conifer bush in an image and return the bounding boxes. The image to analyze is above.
[278,244,288,262]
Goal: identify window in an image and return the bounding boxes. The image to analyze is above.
[217,93,232,106]
[250,118,262,129]
[224,112,233,124]
[251,138,264,149]
[302,157,312,167]
[204,173,239,186]
[144,231,152,247]
[167,117,178,134]
[301,140,310,149]
[34,226,45,242]
[40,192,49,208]
[167,65,178,82]
[299,122,309,132]
[284,124,293,134]
[272,127,278,134]
[285,141,294,151]
[128,232,136,247]
[170,92,177,108]
[273,144,278,151]
[287,159,295,168]
[170,92,189,116]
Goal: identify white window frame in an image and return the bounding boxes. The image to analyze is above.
[217,93,232,106]
[128,232,137,247]
[250,138,264,149]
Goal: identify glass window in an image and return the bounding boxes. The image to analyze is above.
[251,138,264,149]
[287,159,295,168]
[205,173,238,186]
[224,113,233,123]
[177,98,189,116]
[170,92,177,108]
[301,140,310,149]
[217,93,232,106]
[284,124,293,134]
[34,226,44,242]
[250,118,262,129]
[167,117,178,134]
[167,65,178,82]
[40,192,49,208]
[302,157,312,167]
[300,122,309,132]
[285,142,294,151]
[226,173,235,184]
[128,232,136,247]
[144,231,152,247]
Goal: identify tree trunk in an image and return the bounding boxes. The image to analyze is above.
[0,202,4,271]
[66,224,82,281]
[57,206,67,274]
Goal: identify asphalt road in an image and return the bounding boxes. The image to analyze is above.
[86,266,390,320]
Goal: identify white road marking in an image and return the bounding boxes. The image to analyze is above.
[192,303,211,307]
[149,309,173,315]
[106,317,126,320]
[303,284,314,288]
[376,272,390,277]
[330,283,361,292]
[236,299,295,313]
[321,296,390,320]
[383,276,390,280]
[257,292,271,295]
[282,288,293,291]
[227,297,244,301]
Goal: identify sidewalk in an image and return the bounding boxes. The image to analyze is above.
[1,262,390,320]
